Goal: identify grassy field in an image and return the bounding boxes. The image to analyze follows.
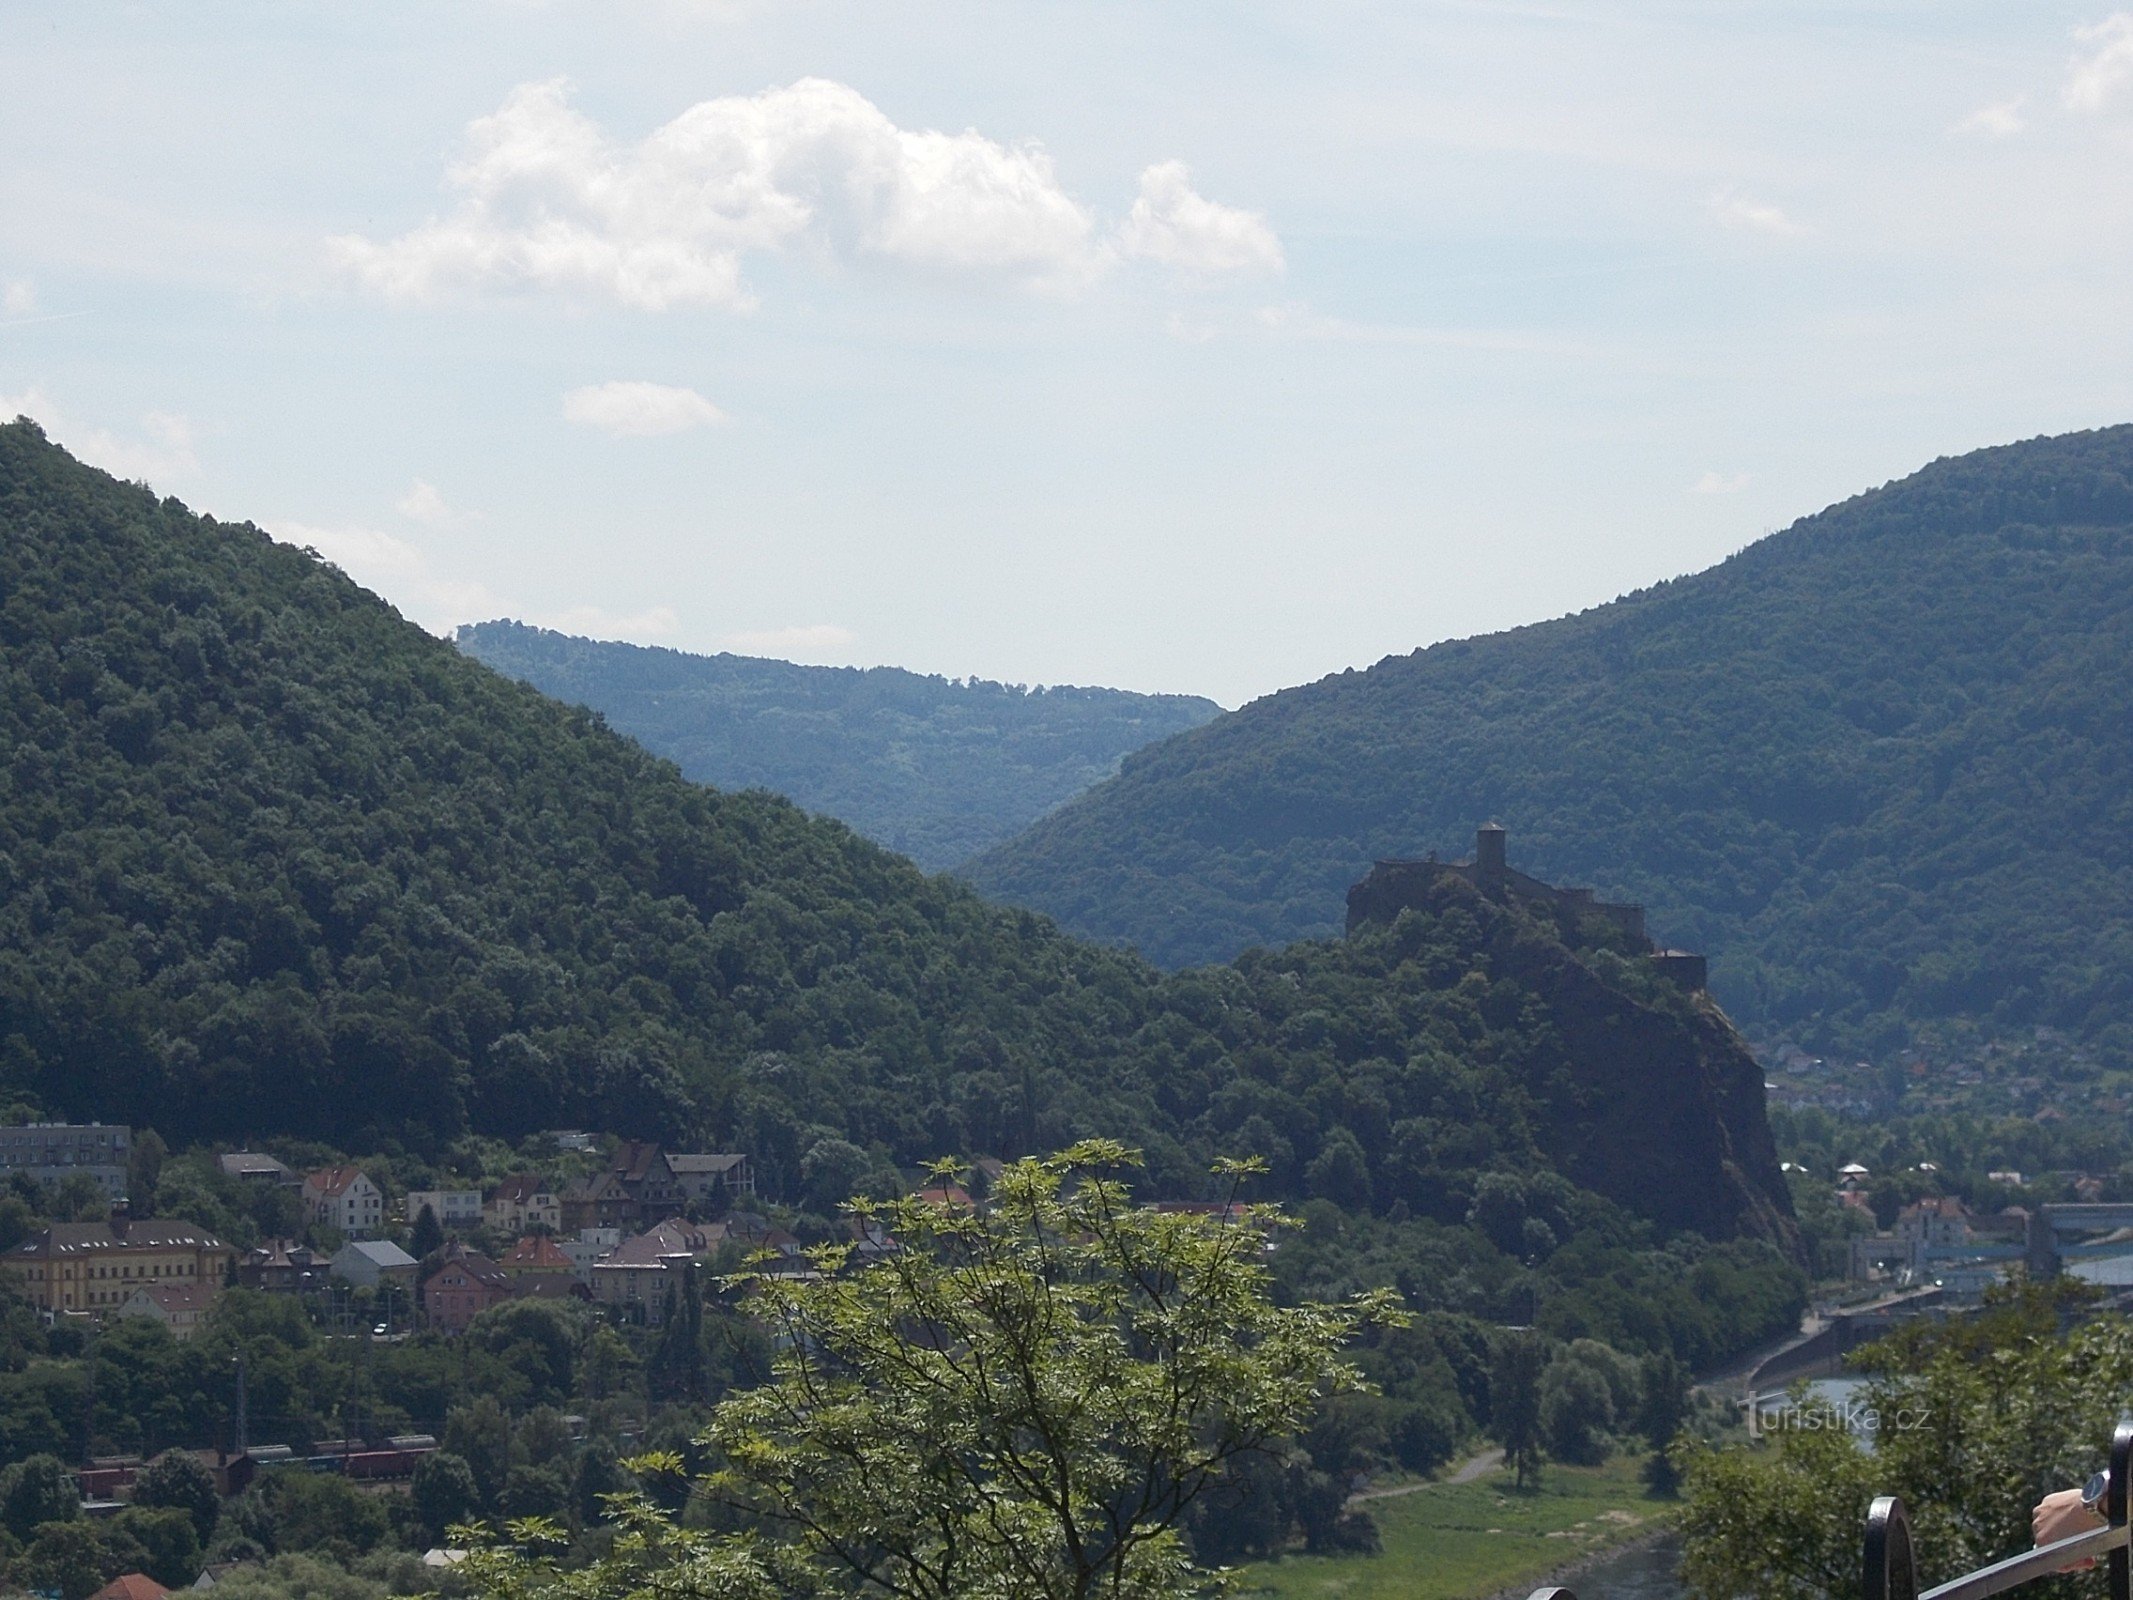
[1236,1455,1674,1600]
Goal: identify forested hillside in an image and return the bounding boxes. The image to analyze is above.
[0,420,1792,1293]
[456,621,1219,869]
[966,427,2133,1061]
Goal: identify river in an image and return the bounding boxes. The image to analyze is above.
[1560,1530,1687,1600]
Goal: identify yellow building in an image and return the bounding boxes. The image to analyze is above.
[2,1221,233,1315]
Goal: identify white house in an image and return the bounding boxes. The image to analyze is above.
[485,1175,560,1234]
[558,1228,621,1285]
[303,1167,385,1237]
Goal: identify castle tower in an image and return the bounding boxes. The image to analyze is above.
[1475,823,1507,893]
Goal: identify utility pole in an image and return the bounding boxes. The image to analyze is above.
[80,1328,97,1469]
[232,1350,249,1457]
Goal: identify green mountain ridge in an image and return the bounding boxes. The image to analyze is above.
[0,420,1791,1285]
[965,426,2133,1062]
[455,620,1221,870]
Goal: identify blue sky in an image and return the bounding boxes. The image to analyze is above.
[5,2,2133,704]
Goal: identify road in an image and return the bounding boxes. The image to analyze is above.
[1349,1446,1503,1505]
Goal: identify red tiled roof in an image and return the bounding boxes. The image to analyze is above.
[503,1235,573,1271]
[424,1245,511,1292]
[92,1576,170,1600]
[305,1166,370,1198]
[130,1284,217,1314]
[490,1175,552,1205]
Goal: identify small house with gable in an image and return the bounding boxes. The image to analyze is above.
[485,1175,561,1235]
[303,1167,384,1237]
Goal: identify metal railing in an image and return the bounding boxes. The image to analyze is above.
[1524,1421,2133,1600]
[1865,1423,2133,1600]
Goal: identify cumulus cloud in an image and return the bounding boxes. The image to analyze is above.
[563,380,728,437]
[1708,190,1809,237]
[1117,161,1283,277]
[281,517,682,643]
[334,77,1279,309]
[724,623,857,659]
[279,520,503,632]
[394,478,468,528]
[0,387,200,483]
[2067,15,2133,111]
[3,281,33,318]
[1951,98,2026,138]
[1690,470,1750,495]
[542,604,681,639]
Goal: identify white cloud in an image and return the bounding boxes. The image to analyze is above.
[394,478,467,528]
[1689,470,1750,495]
[0,386,52,424]
[279,519,503,634]
[1708,190,1810,237]
[2067,15,2133,112]
[0,388,200,483]
[2,281,33,318]
[334,77,1277,309]
[1952,98,2027,138]
[538,604,681,640]
[563,380,728,437]
[280,517,682,643]
[1116,161,1283,277]
[723,623,857,659]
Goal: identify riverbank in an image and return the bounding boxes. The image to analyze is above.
[1475,1523,1680,1600]
[1237,1456,1676,1600]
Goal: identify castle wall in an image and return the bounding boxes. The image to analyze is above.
[1345,829,1697,989]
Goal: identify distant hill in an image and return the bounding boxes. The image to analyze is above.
[0,420,1793,1292]
[966,427,2133,1062]
[455,621,1220,870]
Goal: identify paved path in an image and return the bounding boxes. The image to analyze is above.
[1349,1446,1504,1505]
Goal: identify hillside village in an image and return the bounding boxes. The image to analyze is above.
[0,1125,816,1343]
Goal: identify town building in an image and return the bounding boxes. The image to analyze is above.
[500,1235,575,1284]
[667,1153,755,1203]
[332,1240,419,1290]
[302,1167,385,1236]
[0,1123,131,1199]
[217,1153,294,1185]
[484,1175,561,1235]
[558,1144,692,1231]
[612,1142,683,1222]
[421,1245,514,1334]
[559,1170,633,1233]
[588,1219,729,1323]
[2,1221,233,1314]
[403,1190,482,1231]
[557,1228,621,1285]
[1896,1196,1972,1252]
[237,1240,326,1295]
[116,1283,216,1342]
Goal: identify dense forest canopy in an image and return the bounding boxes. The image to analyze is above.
[0,421,1790,1271]
[966,426,2133,1063]
[456,620,1220,870]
